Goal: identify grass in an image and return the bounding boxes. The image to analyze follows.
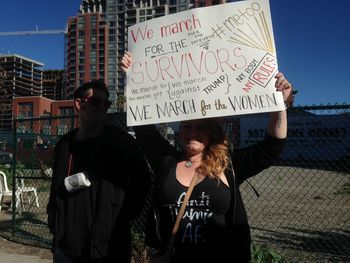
[130,231,288,263]
[337,182,350,195]
[251,245,289,263]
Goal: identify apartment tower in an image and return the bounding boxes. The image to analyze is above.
[0,54,43,131]
[65,1,108,101]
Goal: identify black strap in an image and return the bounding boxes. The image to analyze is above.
[245,179,260,197]
[225,158,237,228]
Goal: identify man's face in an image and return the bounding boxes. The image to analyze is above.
[75,88,111,126]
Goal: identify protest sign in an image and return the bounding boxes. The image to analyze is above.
[126,0,284,126]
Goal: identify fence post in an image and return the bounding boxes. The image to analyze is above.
[11,117,17,237]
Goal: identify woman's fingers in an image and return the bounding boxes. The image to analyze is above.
[119,52,132,72]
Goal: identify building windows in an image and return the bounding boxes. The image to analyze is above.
[108,64,116,70]
[59,106,74,116]
[18,102,33,118]
[108,6,116,12]
[90,51,97,58]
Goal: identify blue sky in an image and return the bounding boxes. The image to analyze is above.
[0,0,349,106]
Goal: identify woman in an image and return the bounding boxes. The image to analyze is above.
[121,52,293,262]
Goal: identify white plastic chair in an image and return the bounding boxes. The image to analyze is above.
[16,178,40,209]
[1,170,39,213]
[0,170,13,211]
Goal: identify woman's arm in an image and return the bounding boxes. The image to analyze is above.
[119,52,178,172]
[267,72,293,139]
[233,72,293,182]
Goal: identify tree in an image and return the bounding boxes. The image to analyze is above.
[117,94,126,112]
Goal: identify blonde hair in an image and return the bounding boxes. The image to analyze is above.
[196,118,229,180]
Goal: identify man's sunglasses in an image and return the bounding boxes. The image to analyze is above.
[81,96,112,108]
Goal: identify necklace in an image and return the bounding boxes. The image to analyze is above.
[184,160,200,168]
[185,161,193,168]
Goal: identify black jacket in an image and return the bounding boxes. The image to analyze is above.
[47,125,150,261]
[134,124,286,262]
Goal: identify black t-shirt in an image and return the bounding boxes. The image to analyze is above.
[156,167,231,262]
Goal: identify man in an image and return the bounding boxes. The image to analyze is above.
[47,80,150,262]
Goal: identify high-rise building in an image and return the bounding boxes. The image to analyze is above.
[68,0,230,111]
[0,54,43,131]
[65,2,108,101]
[107,0,230,106]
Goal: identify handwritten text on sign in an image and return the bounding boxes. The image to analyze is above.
[126,0,284,126]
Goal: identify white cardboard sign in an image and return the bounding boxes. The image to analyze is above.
[126,0,284,126]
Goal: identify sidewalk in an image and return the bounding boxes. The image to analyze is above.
[0,252,52,262]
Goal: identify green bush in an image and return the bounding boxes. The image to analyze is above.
[251,244,288,263]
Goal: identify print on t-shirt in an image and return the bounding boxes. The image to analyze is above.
[166,191,213,244]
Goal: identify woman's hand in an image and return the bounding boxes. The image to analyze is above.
[275,72,294,107]
[119,51,132,73]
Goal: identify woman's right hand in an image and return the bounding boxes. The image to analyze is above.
[119,51,132,73]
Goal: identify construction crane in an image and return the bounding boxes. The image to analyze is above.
[0,26,66,36]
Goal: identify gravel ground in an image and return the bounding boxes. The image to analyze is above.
[0,166,349,262]
[241,166,350,262]
[0,236,52,260]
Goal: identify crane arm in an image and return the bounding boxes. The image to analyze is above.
[0,29,66,36]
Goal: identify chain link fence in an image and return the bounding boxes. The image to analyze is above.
[0,104,349,262]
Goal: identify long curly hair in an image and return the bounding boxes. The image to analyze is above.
[196,118,229,180]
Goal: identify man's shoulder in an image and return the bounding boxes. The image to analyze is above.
[55,129,77,147]
[104,125,134,141]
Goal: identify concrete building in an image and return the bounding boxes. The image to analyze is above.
[12,96,75,135]
[0,54,43,131]
[43,70,65,100]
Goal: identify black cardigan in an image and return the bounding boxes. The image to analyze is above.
[134,124,286,262]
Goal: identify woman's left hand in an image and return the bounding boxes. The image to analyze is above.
[275,72,294,107]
